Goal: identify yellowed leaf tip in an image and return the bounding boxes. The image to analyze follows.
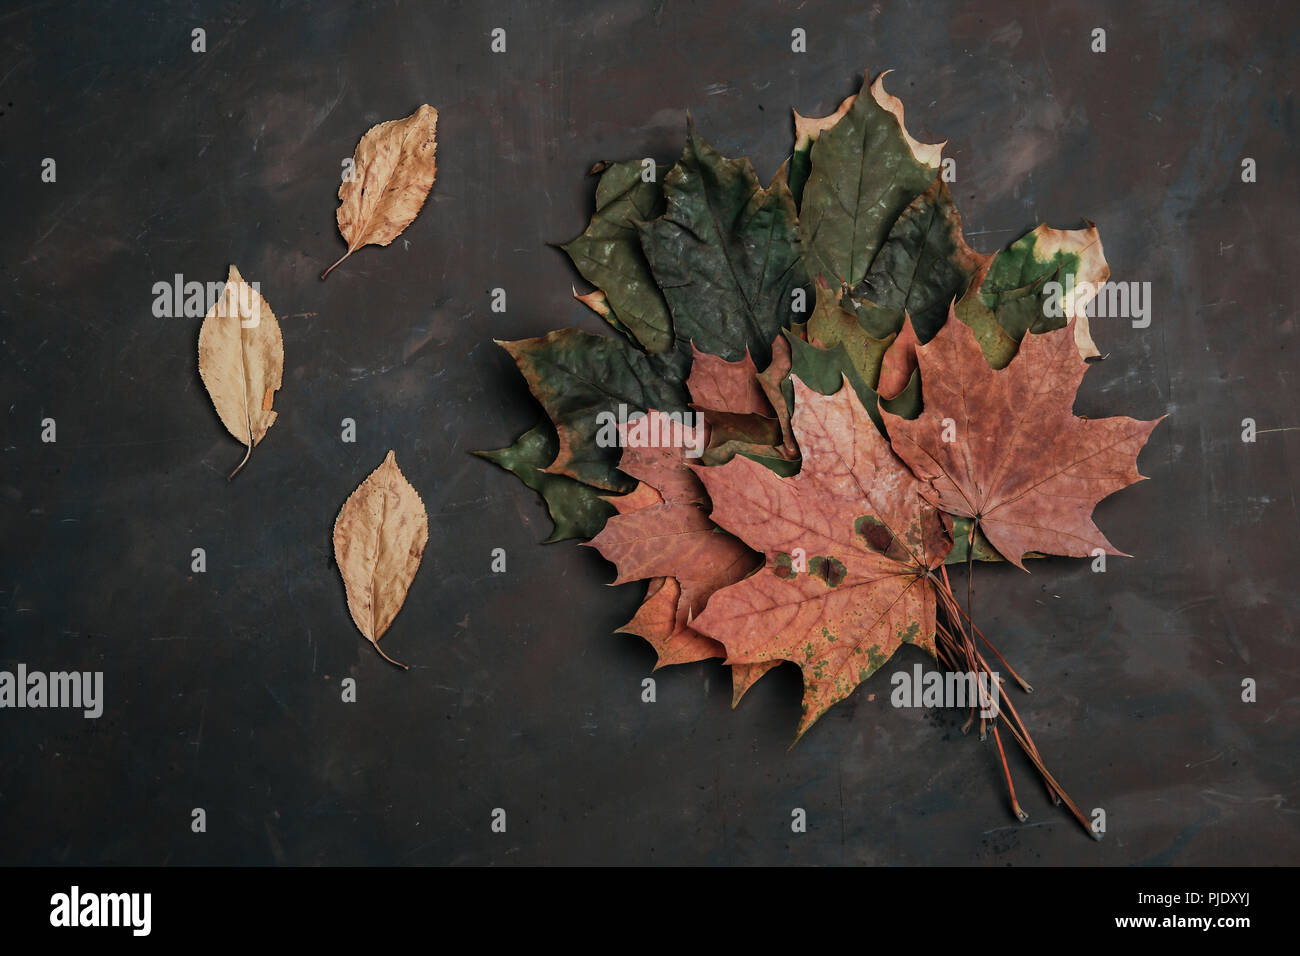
[870,70,945,168]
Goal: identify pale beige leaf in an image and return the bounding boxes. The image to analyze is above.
[196,265,284,479]
[333,450,429,668]
[322,104,439,279]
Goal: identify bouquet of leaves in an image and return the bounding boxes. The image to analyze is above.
[479,70,1161,835]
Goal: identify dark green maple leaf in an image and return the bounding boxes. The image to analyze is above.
[560,161,674,354]
[475,420,614,542]
[788,90,856,209]
[849,179,985,342]
[799,71,942,291]
[495,329,688,493]
[638,121,809,368]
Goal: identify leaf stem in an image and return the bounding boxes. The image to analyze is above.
[227,440,252,481]
[320,249,351,280]
[929,570,1094,838]
[371,639,408,670]
[992,724,1028,821]
[939,565,1033,693]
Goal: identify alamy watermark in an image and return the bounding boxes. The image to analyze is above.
[891,663,1000,718]
[0,664,103,718]
[1043,275,1152,329]
[50,886,150,936]
[594,405,706,458]
[152,273,263,326]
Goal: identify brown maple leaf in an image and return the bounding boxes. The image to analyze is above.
[616,575,718,667]
[590,411,774,698]
[882,313,1163,570]
[607,480,664,515]
[686,341,797,465]
[686,346,771,416]
[692,378,952,739]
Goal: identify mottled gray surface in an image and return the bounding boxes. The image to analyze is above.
[0,0,1296,865]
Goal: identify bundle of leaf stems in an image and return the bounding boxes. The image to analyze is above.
[927,523,1099,839]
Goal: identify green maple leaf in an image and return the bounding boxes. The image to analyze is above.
[560,161,674,354]
[784,332,920,432]
[638,120,809,368]
[805,275,895,388]
[849,179,985,342]
[474,420,614,542]
[495,329,688,493]
[798,71,942,291]
[956,223,1111,368]
[788,90,856,209]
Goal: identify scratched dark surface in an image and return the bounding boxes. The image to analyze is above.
[0,0,1296,866]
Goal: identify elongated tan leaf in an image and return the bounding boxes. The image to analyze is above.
[322,104,439,279]
[333,450,429,668]
[197,265,284,479]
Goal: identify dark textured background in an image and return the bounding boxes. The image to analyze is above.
[1,0,1297,865]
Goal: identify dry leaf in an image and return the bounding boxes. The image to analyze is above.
[589,411,775,703]
[882,315,1162,569]
[686,346,771,416]
[1034,223,1109,360]
[333,450,430,668]
[692,378,952,739]
[685,340,798,468]
[798,70,943,291]
[957,222,1111,366]
[197,265,284,479]
[867,70,946,167]
[588,412,757,665]
[792,92,856,154]
[876,313,920,400]
[322,104,438,279]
